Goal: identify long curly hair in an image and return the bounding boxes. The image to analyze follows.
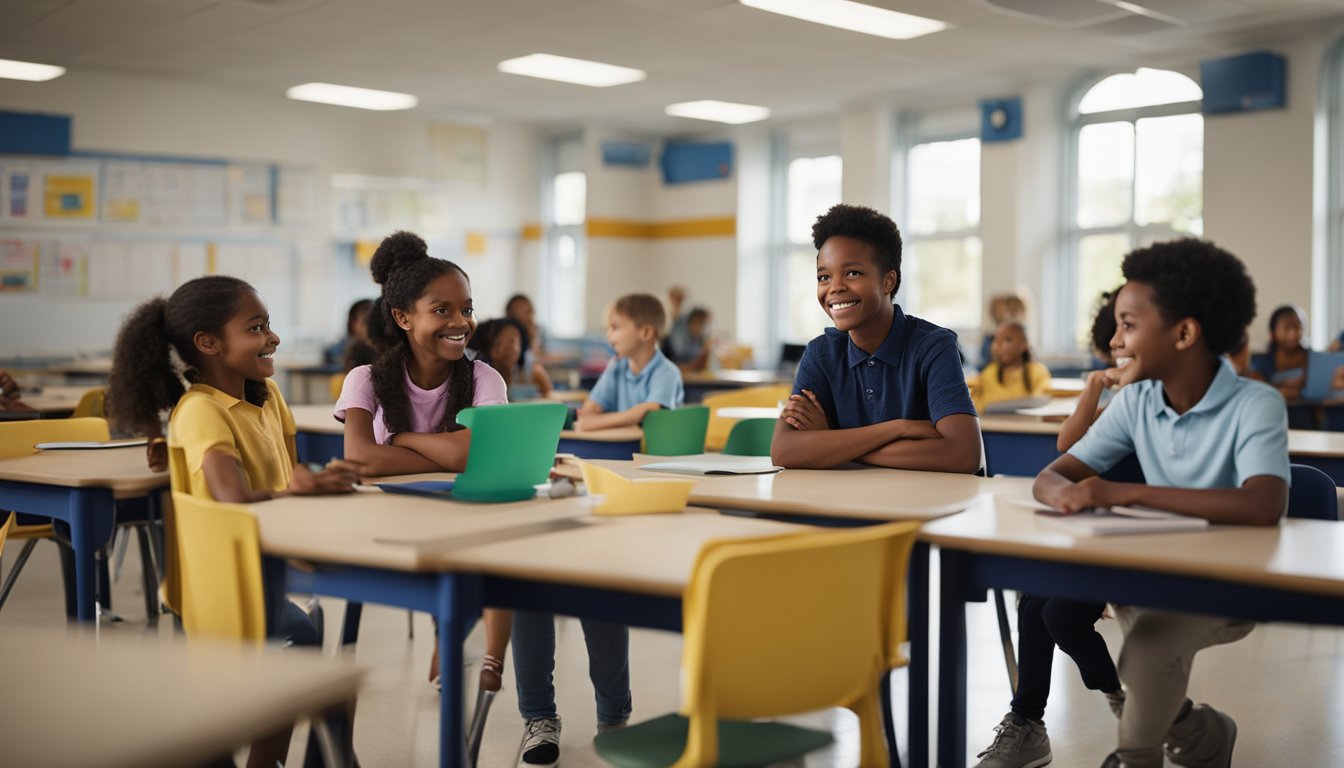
[467,317,530,384]
[106,276,267,436]
[365,231,475,437]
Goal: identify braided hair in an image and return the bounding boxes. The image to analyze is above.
[107,276,268,437]
[365,231,475,437]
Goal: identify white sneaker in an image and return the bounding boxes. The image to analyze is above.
[519,716,561,767]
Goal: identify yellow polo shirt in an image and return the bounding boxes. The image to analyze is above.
[974,360,1053,414]
[169,378,297,499]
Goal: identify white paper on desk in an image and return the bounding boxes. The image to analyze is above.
[640,453,783,476]
[982,396,1053,414]
[1015,398,1080,418]
[34,439,148,450]
[1000,495,1209,535]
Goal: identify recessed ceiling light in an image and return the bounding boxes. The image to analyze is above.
[497,53,646,88]
[285,82,417,111]
[740,0,947,40]
[665,100,771,125]
[0,58,65,82]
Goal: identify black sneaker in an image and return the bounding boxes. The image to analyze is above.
[519,716,561,767]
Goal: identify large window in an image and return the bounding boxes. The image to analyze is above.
[540,136,586,337]
[902,136,981,332]
[1065,68,1203,348]
[783,153,842,343]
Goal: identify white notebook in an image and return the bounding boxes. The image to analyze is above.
[34,439,149,450]
[640,453,783,476]
[1003,495,1210,536]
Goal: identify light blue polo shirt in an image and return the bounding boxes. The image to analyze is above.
[1068,359,1290,489]
[589,348,685,413]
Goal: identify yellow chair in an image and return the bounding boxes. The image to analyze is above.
[701,385,790,452]
[0,418,109,613]
[71,387,106,418]
[160,444,194,616]
[328,373,345,402]
[0,512,12,557]
[594,521,921,768]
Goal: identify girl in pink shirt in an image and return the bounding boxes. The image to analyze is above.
[333,230,509,709]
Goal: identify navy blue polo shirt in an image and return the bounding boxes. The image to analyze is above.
[793,306,976,428]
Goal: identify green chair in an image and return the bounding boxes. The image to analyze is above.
[454,401,567,502]
[721,418,776,457]
[642,406,710,456]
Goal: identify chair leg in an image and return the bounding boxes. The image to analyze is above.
[311,717,350,768]
[0,538,40,611]
[111,527,130,583]
[852,691,892,768]
[993,588,1019,693]
[340,602,363,647]
[880,669,902,768]
[466,687,498,768]
[135,525,160,620]
[407,610,414,639]
[96,546,112,611]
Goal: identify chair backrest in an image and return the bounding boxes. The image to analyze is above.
[170,491,267,644]
[721,418,776,457]
[678,521,920,764]
[160,445,195,615]
[642,406,710,456]
[0,511,12,557]
[71,387,106,418]
[702,385,790,451]
[328,373,345,402]
[0,417,109,460]
[453,401,567,502]
[1288,463,1338,521]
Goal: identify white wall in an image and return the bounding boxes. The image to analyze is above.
[0,69,539,357]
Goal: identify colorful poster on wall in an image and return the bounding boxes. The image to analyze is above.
[0,240,39,292]
[2,165,34,222]
[102,162,144,223]
[41,241,90,297]
[43,170,97,219]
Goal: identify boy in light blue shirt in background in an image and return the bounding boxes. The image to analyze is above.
[576,293,685,431]
[1033,239,1289,768]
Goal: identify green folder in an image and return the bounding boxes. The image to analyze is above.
[452,401,567,502]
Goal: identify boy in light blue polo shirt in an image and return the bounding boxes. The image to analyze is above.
[576,293,685,431]
[1033,239,1289,768]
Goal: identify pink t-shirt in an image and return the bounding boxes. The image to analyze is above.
[334,360,508,445]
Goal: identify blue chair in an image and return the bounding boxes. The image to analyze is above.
[1288,463,1337,520]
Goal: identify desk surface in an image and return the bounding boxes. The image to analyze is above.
[559,426,644,443]
[588,459,983,521]
[0,445,166,497]
[255,490,803,597]
[683,370,790,386]
[291,403,343,434]
[920,479,1344,599]
[0,627,363,768]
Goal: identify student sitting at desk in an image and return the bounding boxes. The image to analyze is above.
[332,231,512,698]
[662,306,713,373]
[573,293,685,431]
[1033,238,1288,768]
[0,369,33,413]
[973,321,1052,415]
[770,203,981,473]
[467,317,539,400]
[106,275,360,768]
[1250,304,1309,396]
[325,298,377,371]
[504,293,555,396]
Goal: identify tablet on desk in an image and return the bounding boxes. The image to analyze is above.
[1302,352,1344,401]
[34,439,149,450]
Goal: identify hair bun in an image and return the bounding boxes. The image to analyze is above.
[369,230,429,285]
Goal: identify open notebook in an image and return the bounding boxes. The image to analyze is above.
[35,439,148,450]
[1002,495,1209,536]
[639,453,783,476]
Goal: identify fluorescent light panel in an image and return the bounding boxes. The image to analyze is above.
[285,82,417,111]
[0,58,65,82]
[665,100,770,125]
[740,0,946,40]
[497,53,646,88]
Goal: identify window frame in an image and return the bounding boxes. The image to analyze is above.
[1052,72,1203,353]
[538,132,586,338]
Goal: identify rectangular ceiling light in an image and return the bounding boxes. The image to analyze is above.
[285,82,417,111]
[498,53,646,88]
[0,58,65,82]
[741,0,947,40]
[665,100,770,125]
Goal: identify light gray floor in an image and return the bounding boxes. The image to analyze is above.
[3,535,1341,766]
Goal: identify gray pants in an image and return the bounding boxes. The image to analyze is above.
[1113,606,1255,766]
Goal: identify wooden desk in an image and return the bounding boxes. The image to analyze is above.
[557,426,643,460]
[253,489,804,768]
[714,405,781,420]
[0,626,363,768]
[919,485,1344,767]
[18,385,94,417]
[980,415,1344,484]
[0,446,168,620]
[290,403,344,464]
[589,459,982,522]
[682,369,791,403]
[43,357,114,379]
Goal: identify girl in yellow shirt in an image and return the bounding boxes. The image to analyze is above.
[975,321,1053,414]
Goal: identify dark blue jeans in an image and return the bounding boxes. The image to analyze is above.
[1011,595,1121,722]
[511,610,632,725]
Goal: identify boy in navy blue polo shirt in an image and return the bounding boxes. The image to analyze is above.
[771,203,981,473]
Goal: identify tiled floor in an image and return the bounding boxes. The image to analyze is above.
[3,536,1342,766]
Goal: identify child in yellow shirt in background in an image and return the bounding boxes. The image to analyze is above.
[974,321,1052,414]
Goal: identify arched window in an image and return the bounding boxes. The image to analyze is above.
[1059,68,1203,350]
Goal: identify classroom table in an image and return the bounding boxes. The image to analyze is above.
[919,480,1344,768]
[682,369,791,403]
[251,490,804,768]
[42,357,114,380]
[290,403,344,464]
[0,626,364,768]
[0,445,167,620]
[714,405,781,420]
[980,414,1344,486]
[557,426,643,459]
[17,385,95,417]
